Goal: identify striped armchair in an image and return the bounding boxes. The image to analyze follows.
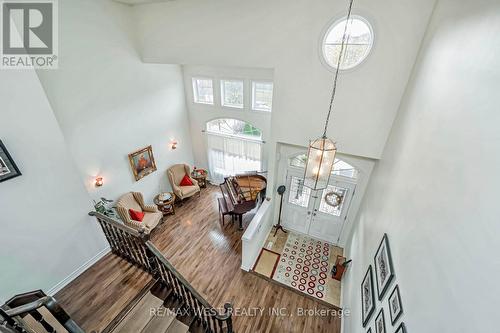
[116,192,162,233]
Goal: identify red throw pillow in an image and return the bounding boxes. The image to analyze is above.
[129,209,145,222]
[179,174,193,186]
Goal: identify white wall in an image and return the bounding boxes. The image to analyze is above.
[182,65,272,174]
[134,0,436,159]
[36,0,195,203]
[342,0,500,331]
[0,69,107,302]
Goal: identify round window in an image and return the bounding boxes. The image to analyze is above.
[321,16,374,70]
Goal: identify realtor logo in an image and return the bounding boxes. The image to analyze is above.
[1,0,58,69]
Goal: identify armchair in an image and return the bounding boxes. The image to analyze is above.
[115,192,162,233]
[167,164,201,201]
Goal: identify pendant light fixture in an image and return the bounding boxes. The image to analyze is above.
[303,0,354,190]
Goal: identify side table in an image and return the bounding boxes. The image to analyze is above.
[154,192,176,216]
[191,174,207,188]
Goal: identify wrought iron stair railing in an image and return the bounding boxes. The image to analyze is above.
[89,211,234,333]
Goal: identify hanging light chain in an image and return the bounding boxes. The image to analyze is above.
[322,0,355,138]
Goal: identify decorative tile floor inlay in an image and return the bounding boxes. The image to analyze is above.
[273,233,331,301]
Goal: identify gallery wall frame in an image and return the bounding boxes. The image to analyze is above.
[0,140,21,183]
[361,265,376,327]
[374,233,395,300]
[388,284,403,325]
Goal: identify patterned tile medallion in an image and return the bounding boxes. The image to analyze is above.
[273,233,331,300]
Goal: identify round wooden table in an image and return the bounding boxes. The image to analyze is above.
[154,192,176,216]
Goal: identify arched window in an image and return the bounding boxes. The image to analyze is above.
[321,16,374,70]
[289,153,358,179]
[206,118,262,140]
[206,119,263,183]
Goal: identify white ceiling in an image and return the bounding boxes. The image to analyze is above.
[113,0,175,6]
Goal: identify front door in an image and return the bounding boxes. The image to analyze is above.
[282,170,355,244]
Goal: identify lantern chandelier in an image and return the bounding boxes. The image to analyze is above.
[303,0,355,190]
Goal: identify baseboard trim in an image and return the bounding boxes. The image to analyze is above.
[47,246,111,296]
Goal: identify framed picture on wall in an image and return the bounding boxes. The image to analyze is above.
[388,285,403,325]
[128,145,157,181]
[367,329,373,333]
[395,322,407,333]
[374,233,395,300]
[375,308,386,333]
[361,265,376,327]
[0,140,21,183]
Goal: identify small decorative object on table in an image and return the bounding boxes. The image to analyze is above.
[154,192,176,216]
[191,167,208,188]
[93,198,118,219]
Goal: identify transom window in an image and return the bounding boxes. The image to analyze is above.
[289,154,358,178]
[321,16,374,70]
[206,118,262,140]
[252,81,273,112]
[221,79,244,108]
[192,78,214,104]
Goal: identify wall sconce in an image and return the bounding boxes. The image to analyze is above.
[171,140,178,150]
[95,177,104,187]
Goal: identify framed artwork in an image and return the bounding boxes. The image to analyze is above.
[367,329,373,333]
[0,140,21,183]
[128,145,157,181]
[388,285,403,325]
[361,265,376,327]
[374,233,395,300]
[395,322,407,333]
[375,308,386,333]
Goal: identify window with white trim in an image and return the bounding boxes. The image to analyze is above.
[322,16,374,70]
[221,80,244,108]
[206,119,263,183]
[192,78,214,105]
[252,81,273,112]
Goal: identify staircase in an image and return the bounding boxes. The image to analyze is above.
[110,283,189,333]
[91,211,234,333]
[1,212,234,333]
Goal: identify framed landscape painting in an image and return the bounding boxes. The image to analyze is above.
[374,233,395,300]
[0,140,21,183]
[128,145,157,181]
[361,265,376,327]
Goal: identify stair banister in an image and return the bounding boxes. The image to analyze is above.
[90,211,234,333]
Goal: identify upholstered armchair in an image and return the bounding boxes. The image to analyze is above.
[116,192,162,233]
[167,164,201,201]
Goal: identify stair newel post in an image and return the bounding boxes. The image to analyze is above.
[224,303,234,333]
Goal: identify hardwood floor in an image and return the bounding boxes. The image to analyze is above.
[56,185,342,333]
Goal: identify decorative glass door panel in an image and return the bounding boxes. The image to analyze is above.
[282,171,355,244]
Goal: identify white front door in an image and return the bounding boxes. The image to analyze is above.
[282,170,355,244]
